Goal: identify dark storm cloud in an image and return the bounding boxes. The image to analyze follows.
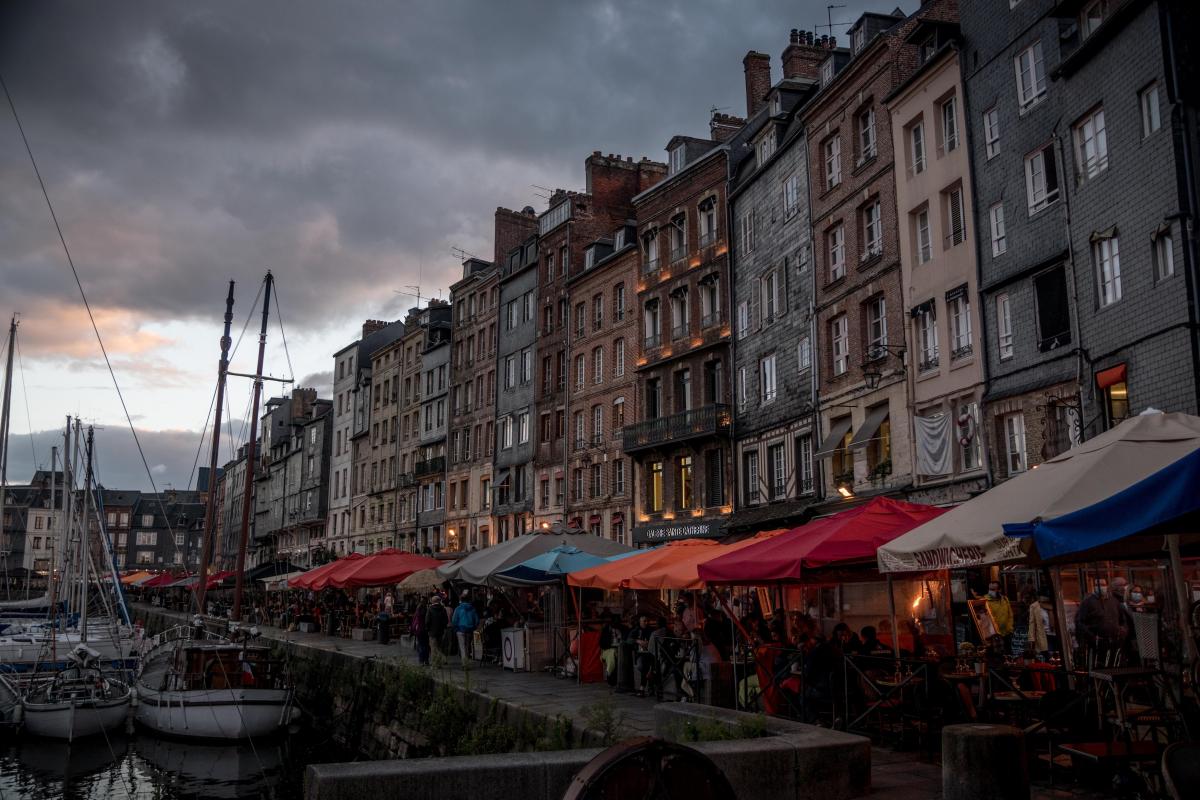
[0,0,889,350]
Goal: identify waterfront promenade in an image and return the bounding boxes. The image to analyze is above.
[133,604,1106,800]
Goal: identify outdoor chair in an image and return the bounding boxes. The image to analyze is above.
[1161,740,1200,800]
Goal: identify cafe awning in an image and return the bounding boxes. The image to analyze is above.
[701,498,947,584]
[493,545,615,587]
[847,404,890,451]
[568,540,719,591]
[289,553,366,589]
[879,410,1200,572]
[120,570,152,585]
[438,530,631,586]
[814,416,853,458]
[1013,445,1200,560]
[326,549,443,589]
[627,531,785,590]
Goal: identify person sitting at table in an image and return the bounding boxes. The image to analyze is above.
[857,626,890,658]
[598,612,625,686]
[984,581,1015,654]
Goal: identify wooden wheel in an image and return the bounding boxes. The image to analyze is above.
[562,736,736,800]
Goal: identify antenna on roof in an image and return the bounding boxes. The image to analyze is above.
[817,4,850,34]
[709,105,729,116]
[450,246,481,262]
[530,184,552,200]
[392,285,423,305]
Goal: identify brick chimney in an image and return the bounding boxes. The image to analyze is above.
[361,319,388,338]
[493,206,538,265]
[782,29,831,81]
[743,51,771,117]
[710,112,746,143]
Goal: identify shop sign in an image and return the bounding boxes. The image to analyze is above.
[632,519,723,544]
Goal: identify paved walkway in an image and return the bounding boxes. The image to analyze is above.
[135,605,1107,799]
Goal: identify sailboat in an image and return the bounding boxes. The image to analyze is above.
[20,425,132,740]
[135,275,295,739]
[20,643,131,741]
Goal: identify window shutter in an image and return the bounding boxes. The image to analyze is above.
[705,449,724,507]
[950,189,964,243]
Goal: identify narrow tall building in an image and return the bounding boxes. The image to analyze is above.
[885,15,988,503]
[415,301,452,552]
[728,34,825,534]
[625,117,739,544]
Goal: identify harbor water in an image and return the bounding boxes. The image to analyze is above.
[0,723,353,799]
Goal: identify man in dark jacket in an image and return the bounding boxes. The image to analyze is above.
[1076,577,1135,666]
[425,594,449,660]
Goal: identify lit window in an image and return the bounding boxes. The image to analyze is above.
[648,461,663,512]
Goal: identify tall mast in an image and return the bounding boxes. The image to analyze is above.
[196,281,236,615]
[232,272,272,622]
[81,425,94,643]
[62,418,73,618]
[0,315,16,596]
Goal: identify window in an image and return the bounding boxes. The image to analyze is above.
[137,531,156,546]
[643,231,659,272]
[1154,231,1175,280]
[612,397,625,429]
[857,106,876,163]
[866,296,887,358]
[613,459,626,495]
[916,208,932,263]
[820,58,833,86]
[831,315,849,376]
[1079,0,1108,39]
[503,355,515,390]
[1035,266,1072,351]
[737,301,750,339]
[916,303,939,371]
[676,455,694,509]
[500,416,513,449]
[593,347,604,384]
[644,300,660,348]
[824,136,841,188]
[851,26,864,54]
[996,293,1014,360]
[614,338,625,376]
[591,404,603,445]
[757,131,776,164]
[698,197,717,245]
[910,121,926,175]
[669,214,686,262]
[590,463,603,499]
[828,224,846,281]
[1094,234,1122,306]
[1014,42,1046,112]
[957,401,982,471]
[575,355,585,390]
[983,107,1000,159]
[700,277,720,327]
[1140,83,1161,137]
[592,294,604,330]
[760,353,777,404]
[796,435,814,494]
[739,211,755,253]
[575,302,586,337]
[141,514,154,527]
[648,461,663,512]
[949,292,972,358]
[614,283,626,320]
[1025,144,1059,215]
[1100,371,1129,427]
[742,450,760,506]
[862,201,882,259]
[865,410,891,474]
[990,203,1007,257]
[762,270,780,322]
[1003,413,1027,475]
[1074,107,1108,179]
[669,145,686,175]
[768,443,786,500]
[797,335,812,372]
[737,365,749,410]
[783,174,801,218]
[520,348,532,384]
[947,186,966,246]
[670,290,689,340]
[517,412,529,444]
[941,96,959,152]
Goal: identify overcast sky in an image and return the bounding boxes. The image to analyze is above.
[0,0,899,489]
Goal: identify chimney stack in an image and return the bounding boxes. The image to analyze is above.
[742,51,771,117]
[710,112,747,143]
[781,29,828,82]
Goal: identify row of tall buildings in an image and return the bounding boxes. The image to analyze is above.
[9,0,1192,576]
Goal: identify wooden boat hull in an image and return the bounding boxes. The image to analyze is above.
[134,685,293,739]
[22,690,131,741]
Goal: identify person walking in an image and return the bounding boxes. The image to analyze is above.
[425,594,449,662]
[450,590,480,667]
[412,597,430,665]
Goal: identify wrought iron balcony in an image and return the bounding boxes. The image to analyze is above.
[642,257,660,277]
[621,404,731,453]
[698,231,716,249]
[644,333,662,350]
[671,323,689,341]
[414,456,445,477]
[396,472,417,488]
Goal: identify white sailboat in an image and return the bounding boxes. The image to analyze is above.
[135,275,295,740]
[20,643,131,741]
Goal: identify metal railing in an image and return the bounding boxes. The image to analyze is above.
[642,257,660,276]
[621,404,731,453]
[414,456,445,477]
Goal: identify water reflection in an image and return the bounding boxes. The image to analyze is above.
[0,725,342,799]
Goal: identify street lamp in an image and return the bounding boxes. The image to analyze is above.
[861,344,907,390]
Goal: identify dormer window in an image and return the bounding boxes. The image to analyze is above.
[585,247,596,270]
[1080,0,1108,39]
[918,36,936,65]
[669,145,686,175]
[820,58,834,87]
[757,130,776,165]
[614,227,626,249]
[851,27,864,54]
[771,94,782,115]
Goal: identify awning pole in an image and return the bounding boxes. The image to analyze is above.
[1166,534,1192,663]
[887,574,900,667]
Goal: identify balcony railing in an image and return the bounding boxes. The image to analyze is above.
[396,472,417,488]
[671,323,689,341]
[414,456,446,477]
[642,257,660,277]
[698,231,716,249]
[621,404,731,453]
[644,333,662,349]
[669,246,687,264]
[918,354,940,373]
[700,311,722,329]
[951,343,973,360]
